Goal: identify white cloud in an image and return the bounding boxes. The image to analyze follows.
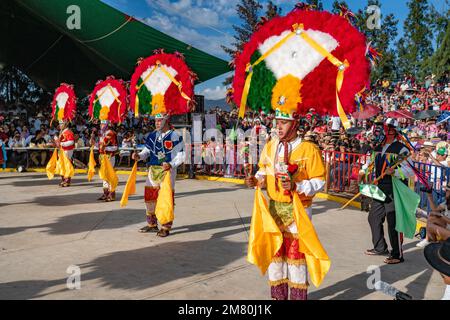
[197,85,227,100]
[141,13,233,57]
[146,0,228,28]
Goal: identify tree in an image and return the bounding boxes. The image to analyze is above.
[354,0,399,81]
[264,1,281,20]
[222,0,263,86]
[0,66,49,104]
[429,22,450,81]
[331,0,349,14]
[429,0,449,47]
[396,0,434,80]
[306,0,324,11]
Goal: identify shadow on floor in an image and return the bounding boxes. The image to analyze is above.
[0,233,247,299]
[309,248,434,300]
[0,208,143,237]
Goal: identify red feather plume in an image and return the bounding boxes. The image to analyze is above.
[232,10,371,117]
[88,77,128,123]
[130,53,195,116]
[51,83,77,121]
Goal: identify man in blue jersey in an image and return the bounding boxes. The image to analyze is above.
[132,113,185,237]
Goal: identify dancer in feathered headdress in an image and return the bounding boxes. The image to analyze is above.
[123,51,194,237]
[236,8,370,300]
[46,83,77,187]
[87,76,128,202]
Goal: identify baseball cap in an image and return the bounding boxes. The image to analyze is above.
[437,147,448,156]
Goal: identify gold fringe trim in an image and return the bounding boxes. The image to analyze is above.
[286,258,306,266]
[268,279,288,287]
[146,211,156,217]
[271,256,306,266]
[271,256,285,264]
[288,281,309,289]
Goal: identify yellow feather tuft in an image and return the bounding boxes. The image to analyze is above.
[151,94,166,116]
[99,106,110,121]
[271,75,302,116]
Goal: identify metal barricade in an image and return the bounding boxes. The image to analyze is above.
[323,150,370,194]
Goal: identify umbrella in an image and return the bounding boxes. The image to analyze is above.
[352,105,380,120]
[437,111,450,124]
[346,127,364,135]
[385,110,414,119]
[414,110,440,120]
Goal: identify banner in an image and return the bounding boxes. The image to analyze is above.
[205,113,217,131]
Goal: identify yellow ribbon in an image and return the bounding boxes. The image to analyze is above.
[87,147,96,182]
[238,23,352,129]
[158,64,192,104]
[239,66,254,119]
[335,60,351,129]
[120,161,138,208]
[134,94,140,118]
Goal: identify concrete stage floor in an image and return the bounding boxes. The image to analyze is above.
[0,172,445,300]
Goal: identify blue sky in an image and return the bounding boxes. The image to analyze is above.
[101,0,448,100]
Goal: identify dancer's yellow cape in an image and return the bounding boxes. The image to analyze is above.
[46,148,58,179]
[87,148,96,181]
[120,161,138,207]
[247,188,331,288]
[155,171,174,225]
[48,148,74,179]
[247,188,283,274]
[98,154,118,192]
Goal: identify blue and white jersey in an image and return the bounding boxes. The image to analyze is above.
[139,130,185,167]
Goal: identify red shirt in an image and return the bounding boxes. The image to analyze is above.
[0,132,8,142]
[99,129,118,155]
[441,102,450,111]
[59,129,75,151]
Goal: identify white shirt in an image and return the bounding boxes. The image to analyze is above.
[34,118,41,131]
[331,116,341,131]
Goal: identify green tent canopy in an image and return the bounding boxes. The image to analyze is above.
[0,0,230,94]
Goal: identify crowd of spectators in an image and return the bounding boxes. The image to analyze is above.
[0,75,449,172]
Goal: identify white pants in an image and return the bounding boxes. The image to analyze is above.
[102,156,116,190]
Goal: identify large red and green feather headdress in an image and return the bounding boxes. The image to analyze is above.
[130,50,196,117]
[88,76,128,123]
[232,9,370,128]
[51,83,77,123]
